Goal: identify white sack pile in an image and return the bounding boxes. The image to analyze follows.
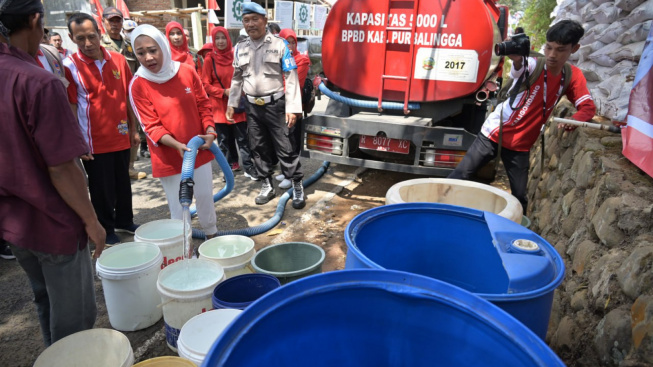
[553,0,652,121]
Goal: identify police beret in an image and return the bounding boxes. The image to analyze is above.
[242,2,266,16]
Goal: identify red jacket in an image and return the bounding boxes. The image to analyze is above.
[202,53,246,124]
[129,64,214,177]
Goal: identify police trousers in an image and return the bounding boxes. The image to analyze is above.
[246,97,303,181]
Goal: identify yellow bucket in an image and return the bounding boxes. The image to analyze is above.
[133,356,196,366]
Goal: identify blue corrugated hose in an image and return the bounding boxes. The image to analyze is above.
[180,136,330,239]
[317,82,421,110]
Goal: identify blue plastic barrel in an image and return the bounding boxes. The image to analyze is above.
[212,274,281,310]
[344,203,565,339]
[202,270,564,367]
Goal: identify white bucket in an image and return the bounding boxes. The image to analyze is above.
[33,328,134,367]
[135,219,185,270]
[157,259,225,352]
[96,242,163,331]
[198,235,256,278]
[385,178,523,223]
[177,309,243,366]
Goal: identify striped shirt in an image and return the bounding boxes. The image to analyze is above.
[481,57,595,152]
[64,47,132,154]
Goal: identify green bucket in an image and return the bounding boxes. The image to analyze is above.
[251,242,325,284]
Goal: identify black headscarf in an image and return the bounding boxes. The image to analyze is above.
[0,0,45,39]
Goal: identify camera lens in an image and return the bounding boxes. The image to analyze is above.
[494,43,504,56]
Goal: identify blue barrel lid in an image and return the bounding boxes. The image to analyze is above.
[345,203,565,299]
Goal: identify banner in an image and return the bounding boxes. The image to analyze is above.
[623,27,653,178]
[89,0,106,34]
[225,0,251,29]
[294,2,311,30]
[207,0,220,38]
[116,0,130,19]
[274,1,294,30]
[312,5,327,30]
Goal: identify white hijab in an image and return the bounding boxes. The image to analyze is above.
[132,24,180,84]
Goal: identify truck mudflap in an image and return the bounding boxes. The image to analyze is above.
[300,112,479,176]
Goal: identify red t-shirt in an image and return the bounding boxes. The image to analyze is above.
[129,63,215,177]
[201,53,246,124]
[481,58,596,151]
[64,47,133,154]
[0,43,88,255]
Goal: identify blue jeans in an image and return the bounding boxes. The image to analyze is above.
[9,242,96,346]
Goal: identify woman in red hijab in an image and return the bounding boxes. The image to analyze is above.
[165,21,195,70]
[276,29,311,188]
[201,26,256,180]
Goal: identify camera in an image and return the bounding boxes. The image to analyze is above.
[494,33,531,57]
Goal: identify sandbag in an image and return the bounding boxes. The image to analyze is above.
[609,60,637,77]
[591,0,613,5]
[583,21,598,30]
[581,24,610,45]
[578,61,614,81]
[598,20,628,43]
[589,42,622,67]
[581,3,599,22]
[614,41,646,61]
[591,2,622,24]
[578,41,606,60]
[616,20,652,44]
[597,75,628,100]
[624,1,653,28]
[615,0,647,12]
[577,0,593,11]
[558,0,577,15]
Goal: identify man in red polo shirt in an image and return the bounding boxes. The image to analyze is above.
[0,0,105,346]
[64,12,140,245]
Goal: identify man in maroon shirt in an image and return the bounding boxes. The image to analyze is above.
[0,1,105,347]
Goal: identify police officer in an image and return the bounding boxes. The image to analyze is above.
[227,2,306,209]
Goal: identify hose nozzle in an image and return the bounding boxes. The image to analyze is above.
[179,178,195,206]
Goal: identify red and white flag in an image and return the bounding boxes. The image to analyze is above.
[116,0,131,19]
[207,0,220,40]
[623,27,653,178]
[89,0,106,34]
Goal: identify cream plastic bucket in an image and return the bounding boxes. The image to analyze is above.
[177,309,243,366]
[157,259,225,352]
[135,219,185,270]
[133,356,196,366]
[385,178,523,223]
[96,242,163,331]
[198,235,256,278]
[33,328,134,367]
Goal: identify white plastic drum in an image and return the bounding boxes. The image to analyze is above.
[135,219,185,270]
[96,242,163,331]
[157,259,225,352]
[385,178,523,223]
[177,309,243,366]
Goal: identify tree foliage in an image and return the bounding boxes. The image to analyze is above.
[520,0,557,50]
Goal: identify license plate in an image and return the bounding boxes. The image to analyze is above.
[359,135,410,154]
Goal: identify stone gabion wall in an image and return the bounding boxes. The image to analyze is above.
[527,102,653,366]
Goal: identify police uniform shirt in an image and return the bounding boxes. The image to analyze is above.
[228,31,302,114]
[101,34,137,73]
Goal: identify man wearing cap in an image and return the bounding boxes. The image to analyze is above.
[227,2,306,209]
[0,0,104,346]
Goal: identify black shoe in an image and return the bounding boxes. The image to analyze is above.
[255,177,276,205]
[106,233,121,246]
[244,166,259,181]
[291,179,306,209]
[1,244,15,260]
[115,223,140,235]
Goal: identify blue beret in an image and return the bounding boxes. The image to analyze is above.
[242,2,266,16]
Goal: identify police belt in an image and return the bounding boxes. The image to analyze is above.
[246,91,285,106]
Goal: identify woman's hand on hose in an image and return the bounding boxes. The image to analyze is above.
[198,133,216,150]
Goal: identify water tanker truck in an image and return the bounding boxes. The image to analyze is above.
[302,0,509,176]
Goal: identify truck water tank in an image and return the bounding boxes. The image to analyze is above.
[322,0,503,103]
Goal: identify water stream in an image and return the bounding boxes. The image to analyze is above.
[182,204,193,260]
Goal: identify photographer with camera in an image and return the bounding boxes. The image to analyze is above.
[448,20,596,214]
